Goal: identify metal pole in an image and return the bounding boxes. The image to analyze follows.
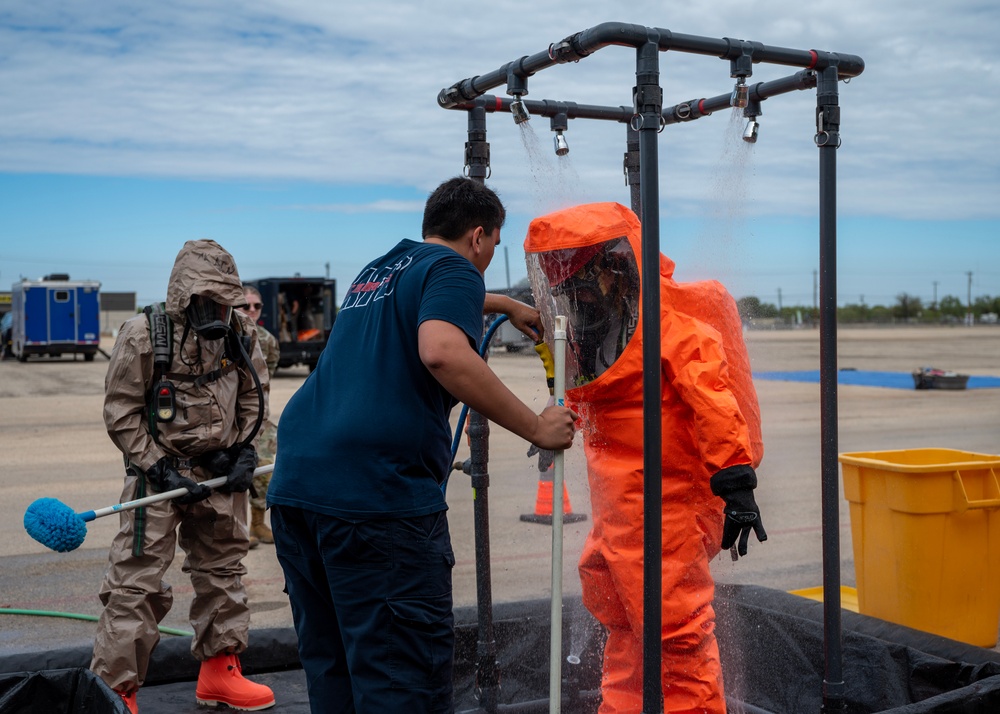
[635,34,663,714]
[504,247,511,290]
[967,271,973,325]
[549,315,568,714]
[466,102,500,714]
[625,124,641,214]
[816,64,845,714]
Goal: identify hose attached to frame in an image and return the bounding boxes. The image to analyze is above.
[444,315,509,494]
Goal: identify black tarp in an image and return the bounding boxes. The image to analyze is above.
[0,668,128,714]
[2,585,998,713]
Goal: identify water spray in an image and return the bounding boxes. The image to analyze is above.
[564,654,583,712]
[23,465,275,552]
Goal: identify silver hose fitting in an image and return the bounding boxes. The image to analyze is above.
[731,80,749,109]
[553,131,569,156]
[510,97,530,124]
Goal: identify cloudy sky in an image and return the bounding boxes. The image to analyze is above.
[1,1,997,308]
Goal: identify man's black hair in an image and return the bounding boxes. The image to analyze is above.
[422,177,506,241]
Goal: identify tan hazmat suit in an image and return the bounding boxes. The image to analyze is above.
[91,239,269,693]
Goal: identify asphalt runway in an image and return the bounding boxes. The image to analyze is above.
[2,325,999,659]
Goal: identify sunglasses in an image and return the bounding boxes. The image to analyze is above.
[246,302,263,311]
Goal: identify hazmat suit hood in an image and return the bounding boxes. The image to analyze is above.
[524,200,762,470]
[165,240,247,323]
[525,202,641,388]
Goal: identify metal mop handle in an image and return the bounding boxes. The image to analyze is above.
[80,464,276,522]
[549,315,568,714]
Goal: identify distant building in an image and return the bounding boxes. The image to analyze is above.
[100,292,137,336]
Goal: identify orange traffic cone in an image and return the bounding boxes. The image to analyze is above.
[520,465,587,525]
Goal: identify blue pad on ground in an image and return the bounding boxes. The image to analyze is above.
[754,370,1000,390]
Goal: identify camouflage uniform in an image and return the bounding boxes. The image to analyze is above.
[251,326,279,509]
[256,325,280,379]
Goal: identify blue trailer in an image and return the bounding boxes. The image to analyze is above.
[10,275,102,362]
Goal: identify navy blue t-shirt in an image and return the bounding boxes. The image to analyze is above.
[267,239,486,518]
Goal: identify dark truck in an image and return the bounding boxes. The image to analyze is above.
[245,276,336,372]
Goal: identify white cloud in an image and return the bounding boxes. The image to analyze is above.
[0,0,998,221]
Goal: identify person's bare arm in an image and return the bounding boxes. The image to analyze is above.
[419,320,575,450]
[483,293,543,343]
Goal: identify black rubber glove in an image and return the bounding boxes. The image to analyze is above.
[710,464,767,560]
[527,443,555,473]
[217,446,257,494]
[200,447,236,476]
[146,456,212,505]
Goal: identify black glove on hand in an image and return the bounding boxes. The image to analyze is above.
[710,464,767,560]
[200,447,237,476]
[146,456,212,505]
[217,446,257,494]
[527,443,555,473]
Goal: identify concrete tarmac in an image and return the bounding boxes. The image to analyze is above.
[2,325,999,658]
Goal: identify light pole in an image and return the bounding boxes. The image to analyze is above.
[967,271,973,326]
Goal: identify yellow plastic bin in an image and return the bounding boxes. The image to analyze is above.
[840,448,1000,647]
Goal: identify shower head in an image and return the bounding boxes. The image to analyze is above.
[506,64,531,124]
[553,131,569,156]
[742,98,762,143]
[510,97,531,124]
[549,110,568,155]
[731,79,749,109]
[729,44,754,110]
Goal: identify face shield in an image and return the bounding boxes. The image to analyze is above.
[527,237,639,387]
[186,294,233,341]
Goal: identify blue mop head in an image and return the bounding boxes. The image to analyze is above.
[23,497,88,552]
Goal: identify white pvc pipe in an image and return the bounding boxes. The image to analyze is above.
[82,464,275,521]
[549,315,567,714]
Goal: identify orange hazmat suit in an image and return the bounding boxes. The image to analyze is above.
[525,202,764,714]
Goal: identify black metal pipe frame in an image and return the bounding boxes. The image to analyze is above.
[443,21,863,712]
[465,101,502,714]
[455,69,818,128]
[817,63,845,713]
[634,34,664,714]
[467,406,500,714]
[438,22,862,110]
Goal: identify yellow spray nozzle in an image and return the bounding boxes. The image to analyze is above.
[534,341,556,394]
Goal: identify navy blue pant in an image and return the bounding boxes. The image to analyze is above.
[271,505,456,714]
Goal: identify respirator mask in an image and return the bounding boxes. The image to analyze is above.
[186,295,233,341]
[529,237,639,385]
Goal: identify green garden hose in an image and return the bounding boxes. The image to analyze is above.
[0,607,193,637]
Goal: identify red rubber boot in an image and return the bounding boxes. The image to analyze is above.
[195,653,275,710]
[116,689,139,714]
